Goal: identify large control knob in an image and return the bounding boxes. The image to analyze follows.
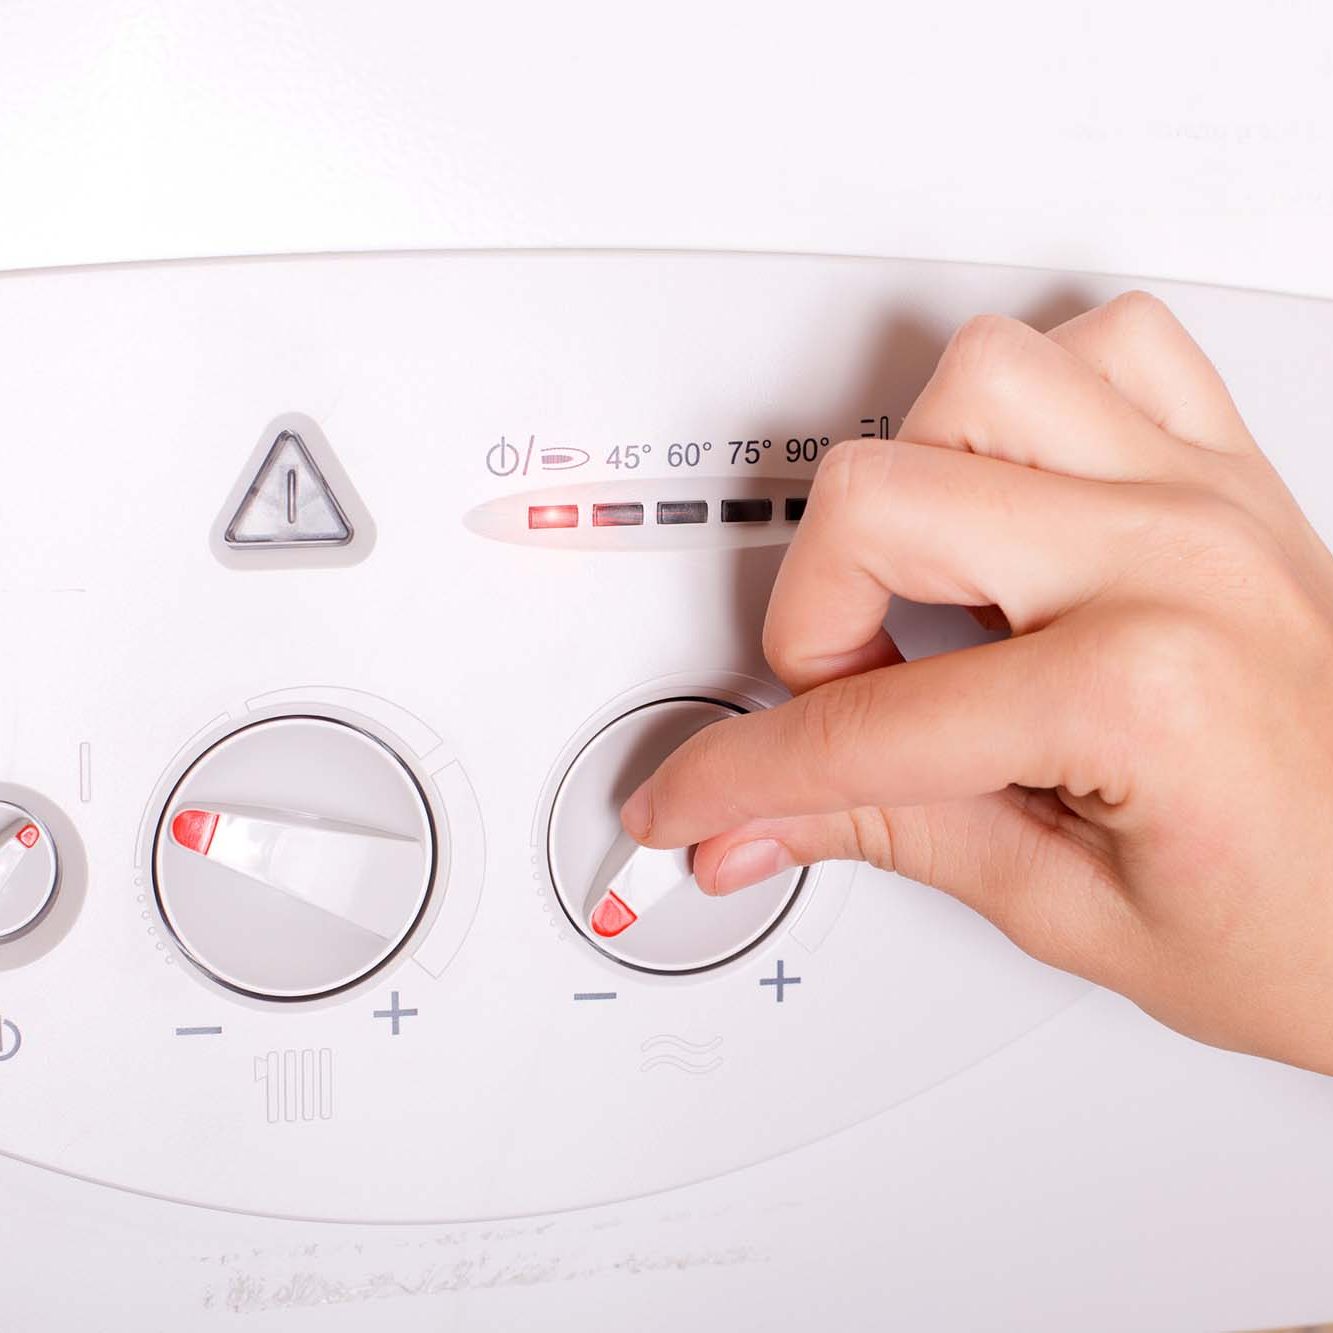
[153,716,436,1000]
[548,699,804,973]
[0,802,59,941]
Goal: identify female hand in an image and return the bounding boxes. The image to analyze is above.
[621,292,1333,1074]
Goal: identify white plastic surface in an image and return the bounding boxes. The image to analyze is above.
[2,251,1333,1329]
[3,3,1333,299]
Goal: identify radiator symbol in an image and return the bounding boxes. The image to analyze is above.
[254,1048,334,1123]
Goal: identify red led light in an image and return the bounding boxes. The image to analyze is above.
[528,504,579,530]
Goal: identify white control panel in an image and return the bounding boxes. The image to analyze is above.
[2,252,1333,1328]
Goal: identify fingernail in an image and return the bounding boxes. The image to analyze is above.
[620,781,653,840]
[713,839,795,895]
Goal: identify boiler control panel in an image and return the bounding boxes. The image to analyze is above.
[1,252,1330,1228]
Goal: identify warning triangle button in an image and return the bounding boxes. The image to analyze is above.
[224,431,353,548]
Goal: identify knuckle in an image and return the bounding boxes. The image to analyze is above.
[941,312,1029,387]
[766,438,901,686]
[1098,289,1183,349]
[761,631,796,687]
[761,613,802,685]
[1098,484,1317,745]
[1191,497,1275,569]
[846,806,896,872]
[1137,484,1288,583]
[760,616,784,675]
[1138,484,1241,548]
[810,437,894,511]
[1096,608,1220,736]
[1100,289,1178,340]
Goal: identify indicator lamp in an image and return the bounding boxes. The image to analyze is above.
[527,504,579,530]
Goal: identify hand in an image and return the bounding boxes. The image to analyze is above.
[621,292,1333,1074]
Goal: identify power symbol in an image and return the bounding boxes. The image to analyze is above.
[486,436,521,477]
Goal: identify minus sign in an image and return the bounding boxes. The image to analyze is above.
[175,1026,223,1036]
[573,992,617,1001]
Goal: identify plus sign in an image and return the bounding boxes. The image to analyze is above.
[759,959,801,1003]
[372,991,418,1035]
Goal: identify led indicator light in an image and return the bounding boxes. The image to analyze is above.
[657,500,709,525]
[591,502,644,527]
[528,504,579,530]
[721,498,774,524]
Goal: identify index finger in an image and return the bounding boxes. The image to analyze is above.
[620,629,1107,850]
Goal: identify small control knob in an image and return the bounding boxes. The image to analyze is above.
[0,803,59,941]
[548,699,803,973]
[153,716,436,1000]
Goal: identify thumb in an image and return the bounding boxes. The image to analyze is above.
[692,792,1140,987]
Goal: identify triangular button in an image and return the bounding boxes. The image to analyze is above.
[224,431,353,548]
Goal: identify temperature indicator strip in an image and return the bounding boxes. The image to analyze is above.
[467,477,813,550]
[529,496,807,531]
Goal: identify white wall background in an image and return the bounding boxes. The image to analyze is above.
[1,0,1331,295]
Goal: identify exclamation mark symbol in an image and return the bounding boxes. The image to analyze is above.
[286,468,298,526]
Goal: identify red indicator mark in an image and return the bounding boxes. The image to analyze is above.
[528,504,579,530]
[171,809,219,856]
[590,891,637,938]
[16,824,39,849]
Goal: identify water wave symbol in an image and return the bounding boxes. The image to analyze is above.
[638,1033,724,1075]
